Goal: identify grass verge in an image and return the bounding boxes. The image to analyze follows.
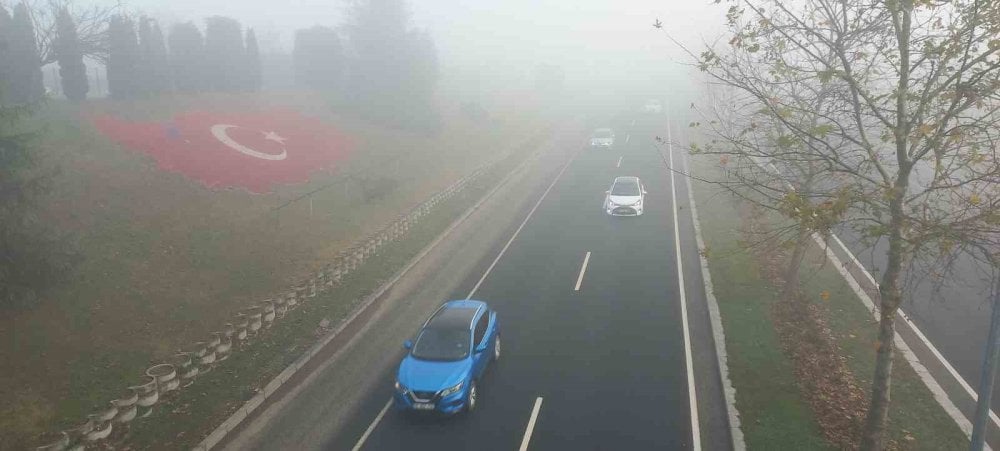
[691,172,832,450]
[690,155,967,450]
[125,144,524,450]
[0,92,547,449]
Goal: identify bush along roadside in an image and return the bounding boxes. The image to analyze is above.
[32,130,544,451]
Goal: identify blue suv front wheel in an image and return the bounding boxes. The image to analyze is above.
[467,380,477,412]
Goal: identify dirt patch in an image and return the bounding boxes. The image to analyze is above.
[740,204,870,450]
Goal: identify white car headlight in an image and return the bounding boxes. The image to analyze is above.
[395,380,407,393]
[440,381,464,397]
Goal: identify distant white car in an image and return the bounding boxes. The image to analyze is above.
[590,128,615,148]
[604,176,646,216]
[643,100,663,114]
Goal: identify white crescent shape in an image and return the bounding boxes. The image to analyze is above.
[210,124,288,161]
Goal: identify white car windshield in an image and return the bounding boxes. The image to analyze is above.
[611,180,640,196]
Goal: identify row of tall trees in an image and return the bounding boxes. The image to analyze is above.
[686,0,1000,449]
[303,0,438,125]
[344,0,438,108]
[1,1,115,105]
[107,15,261,100]
[3,0,437,109]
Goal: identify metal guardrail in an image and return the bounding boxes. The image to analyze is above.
[34,148,517,451]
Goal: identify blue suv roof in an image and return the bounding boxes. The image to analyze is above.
[424,300,487,330]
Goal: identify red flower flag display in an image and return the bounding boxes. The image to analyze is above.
[91,109,353,193]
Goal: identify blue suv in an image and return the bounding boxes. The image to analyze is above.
[394,300,500,414]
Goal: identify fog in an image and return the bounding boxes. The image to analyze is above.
[88,0,726,110]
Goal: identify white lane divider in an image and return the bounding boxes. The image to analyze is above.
[574,252,592,291]
[631,119,636,127]
[466,152,578,299]
[518,397,544,451]
[626,134,631,144]
[667,119,703,451]
[616,156,623,168]
[351,399,393,451]
[351,149,578,451]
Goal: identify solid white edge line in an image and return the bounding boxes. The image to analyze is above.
[668,120,702,451]
[465,150,578,299]
[617,156,623,168]
[574,252,592,291]
[353,144,572,451]
[518,397,544,451]
[751,157,1000,434]
[682,152,747,450]
[814,233,985,447]
[828,233,1000,429]
[351,398,393,451]
[339,139,554,451]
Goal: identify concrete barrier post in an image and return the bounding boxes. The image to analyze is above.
[214,331,233,362]
[111,388,139,425]
[130,376,159,418]
[240,308,263,337]
[260,301,276,327]
[146,363,178,394]
[172,353,198,388]
[273,297,288,319]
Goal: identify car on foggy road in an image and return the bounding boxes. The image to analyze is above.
[394,300,500,415]
[590,128,615,148]
[604,176,646,216]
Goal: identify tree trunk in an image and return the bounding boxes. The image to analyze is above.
[781,228,810,303]
[860,173,910,450]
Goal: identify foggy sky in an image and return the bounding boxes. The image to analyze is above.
[83,0,727,107]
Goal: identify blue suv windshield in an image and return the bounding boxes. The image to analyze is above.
[411,328,471,361]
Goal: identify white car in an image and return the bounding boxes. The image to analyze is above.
[643,100,663,114]
[590,128,615,148]
[604,176,646,216]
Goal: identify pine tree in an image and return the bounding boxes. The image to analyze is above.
[8,3,44,104]
[136,17,154,96]
[54,8,88,102]
[245,28,261,92]
[203,16,244,93]
[292,26,342,91]
[0,102,74,307]
[107,14,139,99]
[0,6,13,103]
[148,21,171,93]
[167,22,205,94]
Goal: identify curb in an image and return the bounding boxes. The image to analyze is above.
[683,151,746,451]
[192,130,552,451]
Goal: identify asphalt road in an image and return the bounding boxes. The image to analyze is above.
[222,112,730,451]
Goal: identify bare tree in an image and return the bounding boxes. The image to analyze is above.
[676,0,1000,448]
[19,0,116,65]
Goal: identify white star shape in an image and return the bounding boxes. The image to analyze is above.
[263,131,286,144]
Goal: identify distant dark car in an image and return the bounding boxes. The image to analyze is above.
[590,128,615,148]
[394,300,500,414]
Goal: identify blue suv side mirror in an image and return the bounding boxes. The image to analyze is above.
[403,340,413,350]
